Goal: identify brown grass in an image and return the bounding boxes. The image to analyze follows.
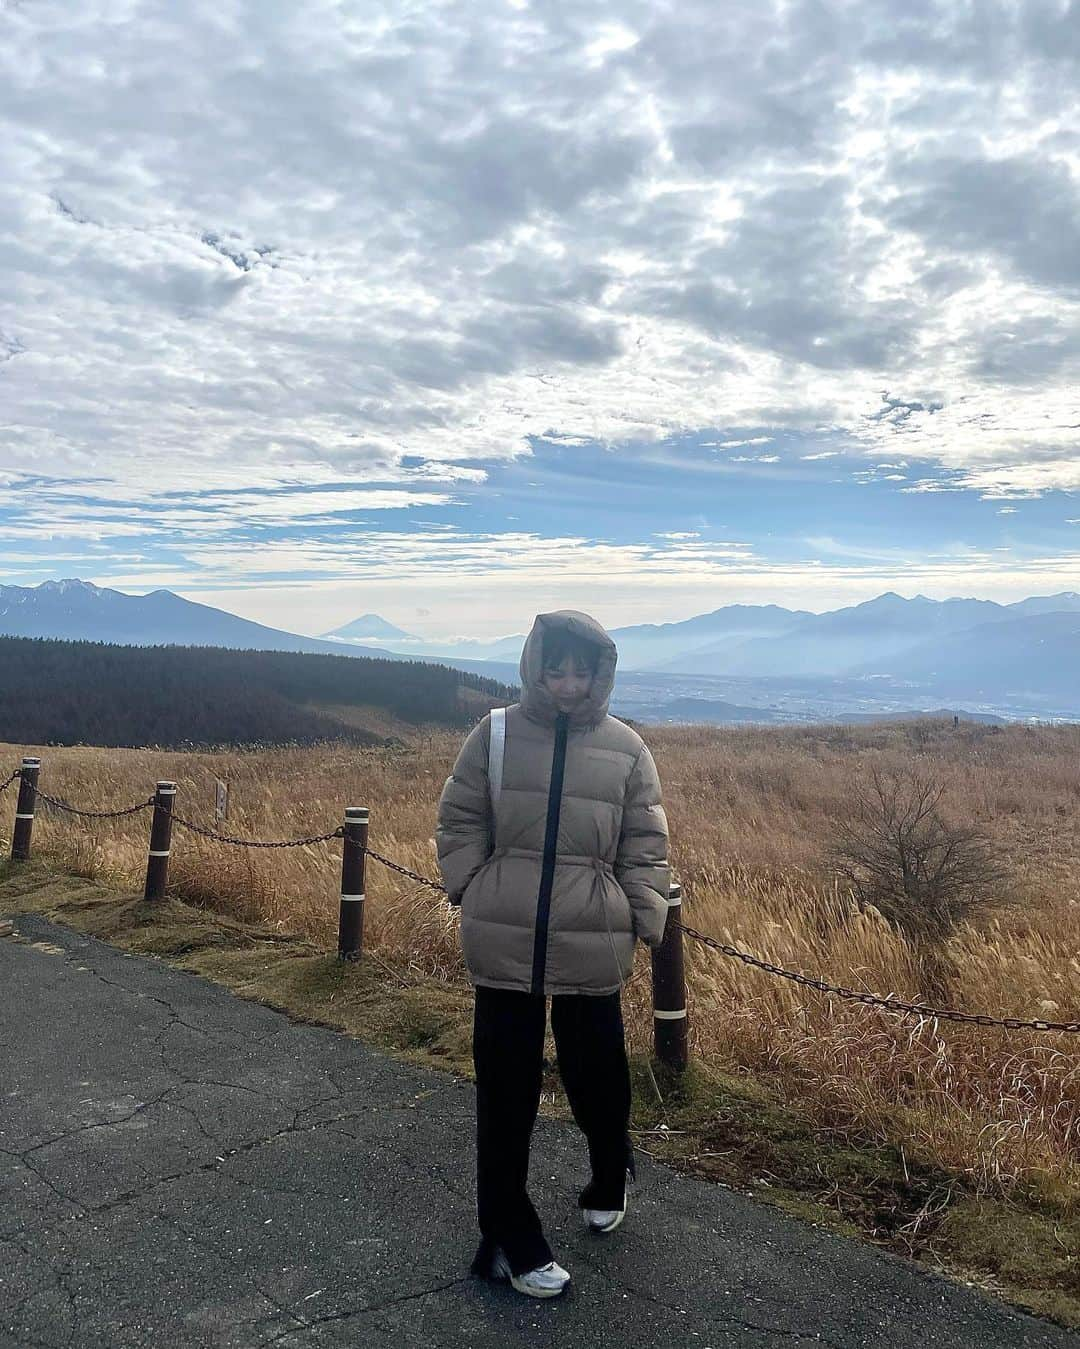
[2,717,1079,1205]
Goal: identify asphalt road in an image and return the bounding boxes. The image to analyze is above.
[0,913,1073,1348]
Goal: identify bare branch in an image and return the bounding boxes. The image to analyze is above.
[828,766,1010,950]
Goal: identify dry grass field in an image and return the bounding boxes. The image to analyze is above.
[2,717,1078,1214]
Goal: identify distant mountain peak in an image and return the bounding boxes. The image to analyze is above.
[0,577,389,660]
[1005,591,1080,617]
[855,590,912,609]
[36,577,104,596]
[854,591,956,612]
[321,613,416,641]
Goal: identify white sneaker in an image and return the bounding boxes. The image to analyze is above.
[584,1171,630,1233]
[491,1248,570,1298]
[584,1203,625,1233]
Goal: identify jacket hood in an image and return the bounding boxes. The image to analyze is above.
[519,610,617,730]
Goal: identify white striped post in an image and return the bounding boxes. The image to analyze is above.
[144,782,176,900]
[337,806,368,961]
[10,757,40,862]
[651,879,688,1071]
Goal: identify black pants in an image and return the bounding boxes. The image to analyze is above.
[471,984,635,1278]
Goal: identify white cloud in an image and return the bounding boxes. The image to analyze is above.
[0,477,461,538]
[155,530,760,586]
[902,456,1080,499]
[2,0,1080,590]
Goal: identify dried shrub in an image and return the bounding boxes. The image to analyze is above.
[829,765,1011,994]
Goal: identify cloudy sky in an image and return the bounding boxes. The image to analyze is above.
[2,0,1079,640]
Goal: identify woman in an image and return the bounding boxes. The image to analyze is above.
[435,609,671,1299]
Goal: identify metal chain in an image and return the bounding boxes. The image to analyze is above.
[29,782,155,820]
[363,845,448,891]
[359,849,1079,1035]
[675,919,1080,1033]
[171,812,344,849]
[9,769,1073,1036]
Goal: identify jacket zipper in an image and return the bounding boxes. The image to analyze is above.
[530,711,569,995]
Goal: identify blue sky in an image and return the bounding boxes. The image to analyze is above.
[2,1,1079,639]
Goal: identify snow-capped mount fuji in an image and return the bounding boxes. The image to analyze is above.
[321,613,417,643]
[319,611,527,660]
[0,579,389,658]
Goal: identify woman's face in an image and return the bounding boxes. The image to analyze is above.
[541,653,594,710]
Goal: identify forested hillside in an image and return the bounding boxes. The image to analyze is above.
[0,637,515,748]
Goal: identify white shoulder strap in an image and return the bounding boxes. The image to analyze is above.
[488,707,506,813]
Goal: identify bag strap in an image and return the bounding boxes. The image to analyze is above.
[488,706,506,815]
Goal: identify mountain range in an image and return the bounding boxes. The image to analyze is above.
[0,579,392,660]
[321,589,1080,702]
[3,579,1079,719]
[0,579,510,680]
[317,589,1080,682]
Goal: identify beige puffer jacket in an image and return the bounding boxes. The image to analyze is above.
[435,610,670,996]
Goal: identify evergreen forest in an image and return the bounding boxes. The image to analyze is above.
[0,636,515,749]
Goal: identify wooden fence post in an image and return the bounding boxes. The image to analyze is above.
[144,781,176,900]
[651,879,688,1072]
[10,757,40,863]
[338,806,368,961]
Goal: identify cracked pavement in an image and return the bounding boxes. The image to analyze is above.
[0,915,1072,1347]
